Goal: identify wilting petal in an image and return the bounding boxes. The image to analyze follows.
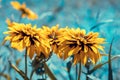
[63,47,71,59]
[79,51,87,65]
[73,54,79,64]
[27,46,35,59]
[88,49,95,64]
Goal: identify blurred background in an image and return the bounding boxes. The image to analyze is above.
[0,0,120,80]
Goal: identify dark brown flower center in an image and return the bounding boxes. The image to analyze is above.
[20,31,39,45]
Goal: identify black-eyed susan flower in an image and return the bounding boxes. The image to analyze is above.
[58,28,105,65]
[41,25,66,54]
[11,1,38,20]
[3,22,50,59]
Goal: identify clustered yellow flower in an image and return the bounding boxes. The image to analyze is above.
[3,22,105,65]
[40,25,66,54]
[11,1,38,20]
[57,28,105,65]
[4,22,50,59]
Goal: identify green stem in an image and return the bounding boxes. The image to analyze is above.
[68,72,71,80]
[25,50,27,80]
[44,63,57,80]
[78,63,81,80]
[86,65,90,80]
[30,69,35,80]
[43,59,47,80]
[108,37,114,80]
[8,61,29,80]
[76,64,78,80]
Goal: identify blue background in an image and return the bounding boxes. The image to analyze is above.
[0,0,120,80]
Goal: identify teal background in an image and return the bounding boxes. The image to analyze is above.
[0,0,120,80]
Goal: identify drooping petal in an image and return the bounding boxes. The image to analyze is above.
[27,45,35,59]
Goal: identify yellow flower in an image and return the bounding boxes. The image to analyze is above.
[41,25,66,54]
[58,28,105,65]
[11,1,38,20]
[4,22,50,59]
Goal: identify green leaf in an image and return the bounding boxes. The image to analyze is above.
[89,55,120,74]
[44,63,57,80]
[90,19,114,30]
[8,61,29,80]
[66,60,72,80]
[78,63,81,80]
[108,37,114,80]
[87,75,100,80]
[101,53,108,56]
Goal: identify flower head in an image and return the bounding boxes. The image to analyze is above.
[58,28,105,65]
[41,25,66,54]
[4,22,50,59]
[11,1,38,20]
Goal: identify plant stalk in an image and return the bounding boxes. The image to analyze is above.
[76,64,78,80]
[86,64,90,80]
[44,63,57,80]
[78,63,81,80]
[108,37,114,80]
[25,50,27,80]
[30,69,35,80]
[8,61,29,80]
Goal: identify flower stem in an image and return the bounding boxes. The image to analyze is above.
[78,63,81,80]
[25,50,27,80]
[86,65,90,80]
[8,61,29,80]
[30,69,35,80]
[44,63,57,80]
[76,64,78,80]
